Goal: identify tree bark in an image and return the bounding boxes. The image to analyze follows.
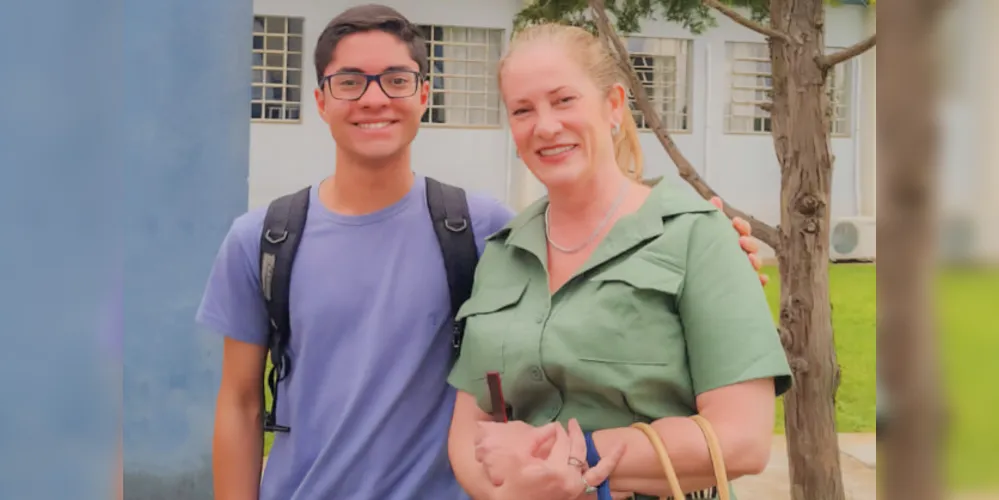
[703,0,792,42]
[818,33,876,69]
[878,0,949,497]
[767,0,845,499]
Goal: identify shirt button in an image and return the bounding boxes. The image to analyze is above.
[531,367,544,381]
[535,313,545,324]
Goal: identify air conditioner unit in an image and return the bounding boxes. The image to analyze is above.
[829,216,876,262]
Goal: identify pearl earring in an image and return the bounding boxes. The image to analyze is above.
[612,123,620,135]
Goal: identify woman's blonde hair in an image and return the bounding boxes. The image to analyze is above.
[497,23,644,181]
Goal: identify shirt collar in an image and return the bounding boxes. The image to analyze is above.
[487,178,719,272]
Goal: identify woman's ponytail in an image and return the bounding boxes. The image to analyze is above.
[614,108,643,182]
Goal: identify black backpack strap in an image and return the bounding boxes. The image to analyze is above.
[425,177,479,360]
[258,186,311,434]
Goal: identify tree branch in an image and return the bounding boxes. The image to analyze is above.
[702,0,793,43]
[589,0,780,250]
[819,33,877,68]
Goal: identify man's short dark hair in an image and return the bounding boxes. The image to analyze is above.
[314,4,428,85]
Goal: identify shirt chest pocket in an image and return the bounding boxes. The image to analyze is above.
[569,258,686,366]
[455,281,529,378]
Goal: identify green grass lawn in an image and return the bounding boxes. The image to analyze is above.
[935,266,999,489]
[760,263,877,434]
[761,262,999,490]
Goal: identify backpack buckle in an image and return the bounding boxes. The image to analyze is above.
[264,229,288,244]
[444,218,468,232]
[263,412,291,433]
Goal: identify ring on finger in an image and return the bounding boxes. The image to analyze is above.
[580,475,597,495]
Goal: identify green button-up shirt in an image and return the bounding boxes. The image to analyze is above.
[448,180,792,495]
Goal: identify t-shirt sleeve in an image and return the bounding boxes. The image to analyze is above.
[678,211,792,397]
[194,213,269,346]
[468,193,515,257]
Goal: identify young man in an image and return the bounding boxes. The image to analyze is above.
[197,4,764,499]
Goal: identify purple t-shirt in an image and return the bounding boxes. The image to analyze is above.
[195,176,513,499]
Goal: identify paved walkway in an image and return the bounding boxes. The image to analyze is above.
[733,433,877,500]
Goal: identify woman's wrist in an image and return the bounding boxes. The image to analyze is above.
[583,431,614,499]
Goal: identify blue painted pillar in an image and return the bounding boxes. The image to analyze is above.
[0,0,251,498]
[0,2,125,498]
[121,0,253,498]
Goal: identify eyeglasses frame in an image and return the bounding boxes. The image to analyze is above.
[318,69,426,101]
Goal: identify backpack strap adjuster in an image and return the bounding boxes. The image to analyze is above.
[264,229,288,244]
[445,218,468,232]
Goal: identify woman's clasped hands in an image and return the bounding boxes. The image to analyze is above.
[473,418,626,500]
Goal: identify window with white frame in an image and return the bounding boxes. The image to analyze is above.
[725,42,773,134]
[625,37,693,132]
[417,25,504,127]
[825,48,852,137]
[725,41,852,136]
[252,15,304,122]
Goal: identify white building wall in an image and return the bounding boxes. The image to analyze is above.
[625,5,868,230]
[248,0,872,244]
[858,5,876,218]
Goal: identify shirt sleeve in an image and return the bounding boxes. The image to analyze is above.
[446,244,521,413]
[194,213,269,346]
[446,287,509,410]
[447,337,490,407]
[446,303,498,413]
[450,195,516,409]
[678,211,793,397]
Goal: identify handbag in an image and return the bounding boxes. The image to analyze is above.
[629,415,730,500]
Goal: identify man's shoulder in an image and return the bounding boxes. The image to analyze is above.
[226,206,268,247]
[465,190,514,218]
[462,190,515,237]
[212,204,276,271]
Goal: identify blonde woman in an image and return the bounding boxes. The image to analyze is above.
[446,23,792,500]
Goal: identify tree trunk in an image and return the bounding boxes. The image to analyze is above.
[768,0,845,499]
[878,0,949,497]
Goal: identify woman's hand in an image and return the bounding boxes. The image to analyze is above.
[709,196,768,286]
[475,418,626,500]
[474,420,560,486]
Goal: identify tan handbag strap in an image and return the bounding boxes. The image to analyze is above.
[629,422,684,499]
[689,415,730,500]
[630,417,732,500]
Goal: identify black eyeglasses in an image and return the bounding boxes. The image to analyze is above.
[319,70,423,101]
